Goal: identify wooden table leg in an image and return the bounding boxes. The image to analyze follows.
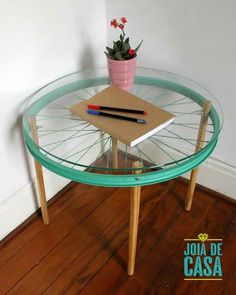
[29,116,49,224]
[185,100,212,211]
[112,137,118,169]
[128,161,142,276]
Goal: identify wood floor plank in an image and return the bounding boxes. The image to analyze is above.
[7,187,132,294]
[0,178,235,295]
[79,181,186,295]
[181,215,236,295]
[0,185,115,294]
[0,182,77,266]
[43,184,167,295]
[221,221,236,295]
[44,203,129,295]
[220,218,236,294]
[150,198,236,294]
[110,185,217,294]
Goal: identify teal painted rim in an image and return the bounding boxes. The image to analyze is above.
[23,74,221,187]
[26,137,217,187]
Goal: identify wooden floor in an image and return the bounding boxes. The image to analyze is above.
[0,179,236,295]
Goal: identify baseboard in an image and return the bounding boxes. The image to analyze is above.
[119,142,236,200]
[1,145,235,241]
[0,170,70,241]
[182,157,236,200]
[0,134,102,241]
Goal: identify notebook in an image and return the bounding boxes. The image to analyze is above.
[69,85,175,147]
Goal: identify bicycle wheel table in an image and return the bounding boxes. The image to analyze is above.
[23,68,222,275]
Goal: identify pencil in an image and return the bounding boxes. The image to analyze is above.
[87,110,146,124]
[88,104,147,115]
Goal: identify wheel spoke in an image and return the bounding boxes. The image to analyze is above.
[149,138,179,164]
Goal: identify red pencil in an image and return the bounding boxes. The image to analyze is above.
[87,104,147,115]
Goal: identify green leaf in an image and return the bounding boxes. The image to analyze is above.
[123,52,136,60]
[113,41,118,50]
[113,40,122,51]
[104,51,115,59]
[106,46,114,55]
[114,51,124,60]
[124,37,129,44]
[135,40,143,52]
[122,42,130,53]
[123,53,130,60]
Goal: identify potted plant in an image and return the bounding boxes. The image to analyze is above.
[105,17,143,91]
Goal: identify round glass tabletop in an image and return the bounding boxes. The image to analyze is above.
[23,68,223,187]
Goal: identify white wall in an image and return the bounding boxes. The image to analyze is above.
[0,0,107,239]
[106,0,236,196]
[1,0,236,239]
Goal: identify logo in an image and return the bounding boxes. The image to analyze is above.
[183,233,223,281]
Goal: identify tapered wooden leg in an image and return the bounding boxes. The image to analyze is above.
[128,161,142,276]
[29,116,49,224]
[185,100,212,211]
[112,137,118,168]
[185,169,199,211]
[34,159,50,224]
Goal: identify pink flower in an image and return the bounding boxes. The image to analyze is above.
[128,48,135,56]
[110,19,118,28]
[119,24,124,30]
[121,17,127,24]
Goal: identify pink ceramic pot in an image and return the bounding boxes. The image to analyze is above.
[107,57,137,91]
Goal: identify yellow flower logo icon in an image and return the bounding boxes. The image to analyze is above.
[198,233,208,242]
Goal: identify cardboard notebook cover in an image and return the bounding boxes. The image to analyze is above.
[69,85,175,147]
